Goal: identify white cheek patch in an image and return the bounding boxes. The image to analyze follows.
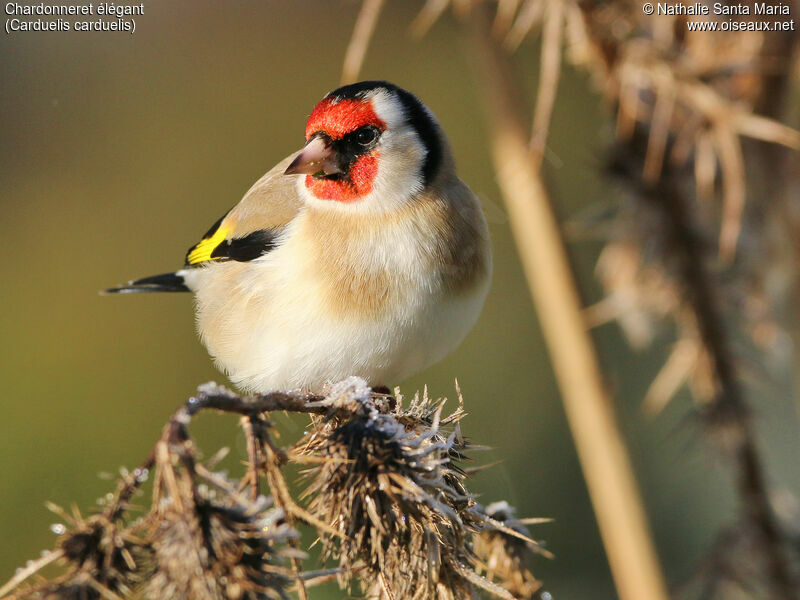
[370,128,426,206]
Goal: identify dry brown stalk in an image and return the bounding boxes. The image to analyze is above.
[341,0,385,85]
[468,8,669,600]
[529,0,564,168]
[641,163,796,599]
[241,415,261,502]
[570,2,800,265]
[257,426,309,600]
[578,3,799,594]
[411,0,451,38]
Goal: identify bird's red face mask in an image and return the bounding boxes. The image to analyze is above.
[284,97,386,203]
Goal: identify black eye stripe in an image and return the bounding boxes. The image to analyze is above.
[343,125,380,148]
[326,126,381,175]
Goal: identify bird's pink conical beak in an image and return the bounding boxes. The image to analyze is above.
[283,137,343,176]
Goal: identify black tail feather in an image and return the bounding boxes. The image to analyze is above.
[103,272,189,294]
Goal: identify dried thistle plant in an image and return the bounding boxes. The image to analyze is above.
[8,507,152,600]
[145,430,296,600]
[473,502,550,600]
[2,379,546,600]
[293,379,520,600]
[566,1,799,418]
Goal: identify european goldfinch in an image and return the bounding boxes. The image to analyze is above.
[108,81,491,393]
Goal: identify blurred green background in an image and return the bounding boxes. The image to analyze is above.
[3,2,800,598]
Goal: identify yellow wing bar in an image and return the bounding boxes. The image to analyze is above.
[186,226,231,265]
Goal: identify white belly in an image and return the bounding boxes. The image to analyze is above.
[185,229,489,393]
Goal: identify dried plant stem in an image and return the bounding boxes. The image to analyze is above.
[0,549,65,598]
[650,175,796,600]
[379,571,396,600]
[87,578,125,600]
[261,434,309,600]
[241,415,261,501]
[341,0,385,85]
[747,8,800,425]
[492,0,520,35]
[469,10,668,600]
[529,0,563,168]
[265,454,308,600]
[187,384,325,416]
[411,0,450,38]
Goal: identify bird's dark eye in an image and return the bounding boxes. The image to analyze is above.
[356,126,379,146]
